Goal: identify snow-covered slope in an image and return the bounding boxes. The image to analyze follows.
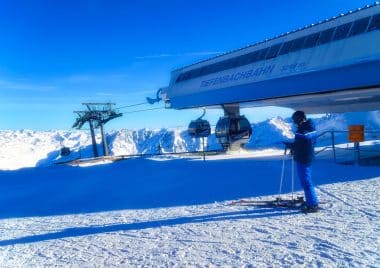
[0,130,92,170]
[247,117,294,149]
[0,111,379,170]
[0,111,379,266]
[0,155,379,266]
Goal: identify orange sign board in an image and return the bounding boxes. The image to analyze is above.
[348,125,364,142]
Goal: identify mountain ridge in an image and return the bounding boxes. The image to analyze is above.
[1,111,379,170]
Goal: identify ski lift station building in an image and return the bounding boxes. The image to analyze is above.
[160,2,380,114]
[152,2,380,149]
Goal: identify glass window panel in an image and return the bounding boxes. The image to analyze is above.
[278,40,293,55]
[257,47,269,60]
[318,28,335,44]
[192,68,202,78]
[290,36,306,52]
[200,65,213,76]
[215,62,226,73]
[236,54,251,66]
[248,50,261,63]
[368,14,380,31]
[333,22,352,40]
[349,17,370,36]
[223,59,234,69]
[304,33,320,48]
[266,44,282,59]
[233,57,242,68]
[184,73,191,81]
[176,74,185,82]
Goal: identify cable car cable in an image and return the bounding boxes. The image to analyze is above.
[117,102,149,110]
[121,107,165,114]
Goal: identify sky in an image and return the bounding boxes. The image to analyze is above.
[0,0,376,131]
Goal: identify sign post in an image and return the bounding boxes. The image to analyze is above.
[348,125,364,165]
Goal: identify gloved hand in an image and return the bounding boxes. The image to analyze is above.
[283,141,295,156]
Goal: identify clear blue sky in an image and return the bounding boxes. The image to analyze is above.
[0,0,374,130]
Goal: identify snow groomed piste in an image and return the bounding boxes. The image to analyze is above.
[1,149,379,266]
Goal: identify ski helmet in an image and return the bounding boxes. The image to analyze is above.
[292,111,306,125]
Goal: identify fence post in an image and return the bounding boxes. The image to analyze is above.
[348,125,364,165]
[331,131,336,163]
[354,141,360,165]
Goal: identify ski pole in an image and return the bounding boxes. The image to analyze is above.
[291,156,295,201]
[278,150,286,201]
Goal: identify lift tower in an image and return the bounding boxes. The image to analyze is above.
[73,103,122,157]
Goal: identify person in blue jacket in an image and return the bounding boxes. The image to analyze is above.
[292,111,319,213]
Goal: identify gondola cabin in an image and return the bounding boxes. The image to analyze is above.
[188,119,211,138]
[215,116,252,150]
[60,147,71,157]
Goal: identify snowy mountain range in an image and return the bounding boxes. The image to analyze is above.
[0,111,379,170]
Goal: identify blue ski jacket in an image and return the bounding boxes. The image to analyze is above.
[293,119,317,165]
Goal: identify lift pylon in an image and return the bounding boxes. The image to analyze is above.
[73,103,122,157]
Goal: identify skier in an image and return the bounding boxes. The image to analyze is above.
[291,111,319,213]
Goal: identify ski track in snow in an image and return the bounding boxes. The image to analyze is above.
[0,172,379,266]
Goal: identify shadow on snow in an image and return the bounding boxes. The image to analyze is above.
[0,157,379,220]
[0,207,300,246]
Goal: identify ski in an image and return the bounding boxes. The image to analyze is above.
[229,197,327,211]
[229,196,305,208]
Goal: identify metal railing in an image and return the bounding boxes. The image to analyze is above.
[56,149,225,165]
[315,130,380,164]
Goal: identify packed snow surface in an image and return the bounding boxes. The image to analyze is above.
[0,156,379,266]
[0,112,379,266]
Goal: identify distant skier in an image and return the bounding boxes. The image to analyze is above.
[291,111,319,213]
